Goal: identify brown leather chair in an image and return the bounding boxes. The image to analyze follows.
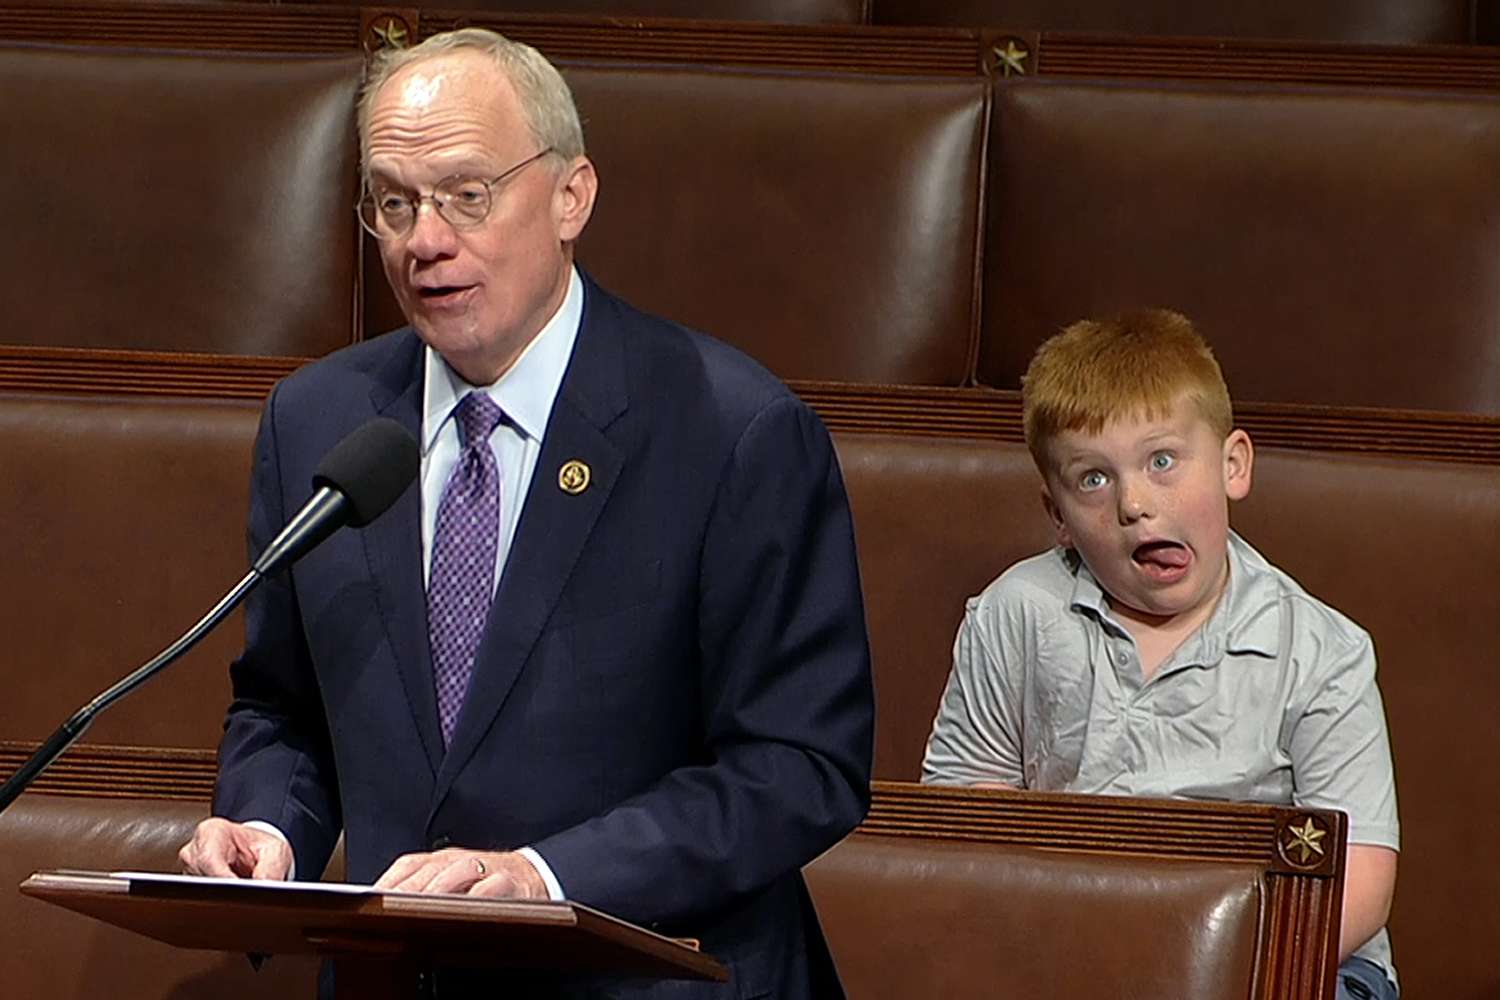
[979,77,1500,414]
[833,431,1054,778]
[0,42,362,358]
[871,0,1478,44]
[377,61,988,388]
[1236,446,1500,1000]
[808,783,1346,1000]
[572,63,985,385]
[0,793,322,999]
[0,394,261,751]
[833,428,1500,999]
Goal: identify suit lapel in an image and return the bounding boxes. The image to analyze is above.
[365,331,445,777]
[433,280,629,803]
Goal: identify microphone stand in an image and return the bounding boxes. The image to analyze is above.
[0,416,415,817]
[0,568,263,816]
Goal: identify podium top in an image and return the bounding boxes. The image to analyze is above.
[20,869,727,983]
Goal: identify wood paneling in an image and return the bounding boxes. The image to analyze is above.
[3,348,1496,463]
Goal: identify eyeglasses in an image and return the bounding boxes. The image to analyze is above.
[357,147,555,239]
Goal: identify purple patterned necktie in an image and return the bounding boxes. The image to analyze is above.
[428,391,505,748]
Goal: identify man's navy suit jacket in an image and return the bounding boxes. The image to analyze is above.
[213,276,875,998]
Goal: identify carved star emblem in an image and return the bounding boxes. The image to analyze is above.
[371,17,411,51]
[1284,817,1327,865]
[993,39,1029,78]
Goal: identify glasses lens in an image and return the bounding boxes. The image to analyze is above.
[357,194,382,236]
[436,178,492,227]
[358,191,416,238]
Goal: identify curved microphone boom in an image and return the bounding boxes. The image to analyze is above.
[0,418,418,815]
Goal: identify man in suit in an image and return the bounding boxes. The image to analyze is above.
[178,28,874,998]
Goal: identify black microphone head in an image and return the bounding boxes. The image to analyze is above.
[312,418,420,527]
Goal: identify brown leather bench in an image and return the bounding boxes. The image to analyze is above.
[0,394,260,752]
[0,42,362,358]
[835,429,1500,999]
[981,76,1500,414]
[366,60,989,386]
[808,783,1346,1000]
[0,785,1344,1000]
[0,793,322,998]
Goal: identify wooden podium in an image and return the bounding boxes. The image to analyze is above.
[20,870,727,998]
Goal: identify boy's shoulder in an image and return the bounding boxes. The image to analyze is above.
[1224,536,1374,692]
[970,547,1077,614]
[964,548,1091,653]
[1228,533,1373,659]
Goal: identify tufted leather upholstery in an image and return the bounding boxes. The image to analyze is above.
[0,394,261,748]
[0,794,322,999]
[836,431,1500,998]
[979,77,1500,414]
[364,63,989,385]
[807,832,1261,999]
[0,43,362,358]
[571,63,986,385]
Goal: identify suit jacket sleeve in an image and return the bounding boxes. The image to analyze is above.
[531,396,874,925]
[211,383,343,879]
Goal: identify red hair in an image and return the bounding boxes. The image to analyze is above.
[1022,309,1233,471]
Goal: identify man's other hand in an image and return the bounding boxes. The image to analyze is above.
[178,818,293,880]
[374,848,547,899]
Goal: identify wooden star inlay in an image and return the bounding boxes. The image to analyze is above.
[371,17,411,51]
[1284,817,1328,865]
[993,39,1030,78]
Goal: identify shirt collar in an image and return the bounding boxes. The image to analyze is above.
[421,265,584,454]
[1067,530,1282,662]
[1218,531,1283,657]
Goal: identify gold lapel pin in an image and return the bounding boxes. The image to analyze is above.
[558,459,591,495]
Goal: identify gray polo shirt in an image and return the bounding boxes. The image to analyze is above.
[922,531,1400,983]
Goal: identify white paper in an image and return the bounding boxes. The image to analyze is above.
[109,871,377,895]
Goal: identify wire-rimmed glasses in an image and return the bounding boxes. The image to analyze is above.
[358,147,555,239]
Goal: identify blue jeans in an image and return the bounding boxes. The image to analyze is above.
[1338,957,1398,1000]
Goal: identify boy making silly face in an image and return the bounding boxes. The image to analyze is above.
[1040,392,1252,679]
[924,310,1400,1000]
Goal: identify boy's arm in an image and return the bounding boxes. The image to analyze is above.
[1286,625,1400,960]
[922,595,1027,787]
[1341,844,1397,961]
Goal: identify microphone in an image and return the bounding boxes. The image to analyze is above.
[253,417,420,576]
[0,417,419,815]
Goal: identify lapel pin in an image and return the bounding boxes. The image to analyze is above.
[558,459,591,495]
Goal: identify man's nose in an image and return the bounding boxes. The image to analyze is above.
[405,201,459,260]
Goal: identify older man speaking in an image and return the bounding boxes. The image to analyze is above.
[179,28,873,999]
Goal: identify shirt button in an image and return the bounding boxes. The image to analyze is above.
[430,835,452,851]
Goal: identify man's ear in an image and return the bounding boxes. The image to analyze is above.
[1041,485,1072,548]
[1223,428,1254,501]
[554,154,598,243]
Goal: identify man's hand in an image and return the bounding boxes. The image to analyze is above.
[178,818,293,880]
[374,848,548,899]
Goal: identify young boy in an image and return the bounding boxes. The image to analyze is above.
[922,309,1400,999]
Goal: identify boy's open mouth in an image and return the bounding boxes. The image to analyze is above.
[1132,540,1190,571]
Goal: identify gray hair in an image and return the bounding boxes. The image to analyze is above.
[358,28,585,175]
